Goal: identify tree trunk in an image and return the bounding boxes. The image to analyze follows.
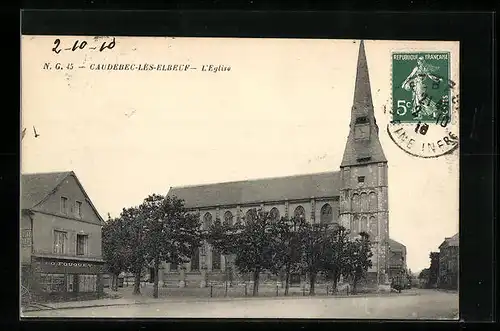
[332,270,338,293]
[153,259,160,298]
[284,265,290,296]
[133,269,141,295]
[252,269,260,296]
[112,273,119,291]
[352,275,358,295]
[309,272,316,296]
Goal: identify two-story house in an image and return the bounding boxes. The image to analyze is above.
[21,171,106,300]
[438,233,459,290]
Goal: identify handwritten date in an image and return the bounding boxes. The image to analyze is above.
[52,37,116,54]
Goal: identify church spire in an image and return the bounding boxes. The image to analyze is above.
[340,40,387,167]
[351,40,375,126]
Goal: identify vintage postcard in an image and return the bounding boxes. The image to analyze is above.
[20,37,459,319]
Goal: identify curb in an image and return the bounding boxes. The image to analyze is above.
[22,292,420,312]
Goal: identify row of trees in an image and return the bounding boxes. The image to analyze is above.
[208,209,373,296]
[103,195,374,298]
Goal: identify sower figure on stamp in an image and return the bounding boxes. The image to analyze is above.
[401,56,443,120]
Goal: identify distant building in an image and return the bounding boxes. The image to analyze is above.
[387,238,407,282]
[21,171,106,301]
[438,233,459,290]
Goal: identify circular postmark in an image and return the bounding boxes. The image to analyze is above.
[387,52,459,158]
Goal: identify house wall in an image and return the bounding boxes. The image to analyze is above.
[32,212,103,258]
[21,213,32,264]
[438,245,459,289]
[28,174,104,259]
[31,174,102,226]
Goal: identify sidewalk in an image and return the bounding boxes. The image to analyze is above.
[22,287,421,312]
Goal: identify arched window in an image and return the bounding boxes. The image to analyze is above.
[320,204,333,224]
[369,192,378,212]
[293,206,305,220]
[360,192,368,212]
[360,216,368,233]
[246,209,257,222]
[369,216,377,237]
[352,194,360,212]
[352,216,359,233]
[224,211,234,225]
[270,207,280,222]
[203,212,213,229]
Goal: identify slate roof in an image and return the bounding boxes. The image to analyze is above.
[167,171,341,209]
[21,171,72,209]
[21,171,105,224]
[448,233,459,246]
[340,40,387,167]
[388,238,406,252]
[440,233,459,248]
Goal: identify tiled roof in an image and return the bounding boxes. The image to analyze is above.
[21,171,72,209]
[388,238,406,252]
[167,171,341,209]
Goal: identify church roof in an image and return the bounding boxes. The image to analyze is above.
[167,171,341,209]
[341,40,387,167]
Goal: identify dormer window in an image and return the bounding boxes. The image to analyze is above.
[357,156,372,162]
[355,116,368,124]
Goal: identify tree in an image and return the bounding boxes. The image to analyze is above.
[299,221,332,296]
[102,214,129,291]
[428,252,440,288]
[419,268,430,288]
[343,232,373,294]
[268,216,306,295]
[207,208,274,296]
[120,206,150,295]
[323,225,351,293]
[140,194,203,298]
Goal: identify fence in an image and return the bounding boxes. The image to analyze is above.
[125,281,356,299]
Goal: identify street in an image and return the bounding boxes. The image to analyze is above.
[22,289,458,319]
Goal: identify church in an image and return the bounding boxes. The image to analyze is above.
[159,41,406,288]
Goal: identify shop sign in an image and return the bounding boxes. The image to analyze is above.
[33,259,105,273]
[43,261,95,268]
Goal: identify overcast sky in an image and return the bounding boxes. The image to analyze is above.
[21,37,459,272]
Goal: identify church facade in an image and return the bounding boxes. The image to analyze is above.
[160,41,400,288]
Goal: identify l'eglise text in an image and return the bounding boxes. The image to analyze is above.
[201,65,231,73]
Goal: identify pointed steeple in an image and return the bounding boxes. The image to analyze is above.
[340,40,387,167]
[351,40,375,127]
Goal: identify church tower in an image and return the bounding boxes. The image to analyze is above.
[339,40,390,285]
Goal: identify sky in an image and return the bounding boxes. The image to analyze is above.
[21,37,459,272]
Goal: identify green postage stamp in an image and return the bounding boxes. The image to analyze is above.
[392,52,452,124]
[388,51,459,158]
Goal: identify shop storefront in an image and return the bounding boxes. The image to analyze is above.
[29,256,105,301]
